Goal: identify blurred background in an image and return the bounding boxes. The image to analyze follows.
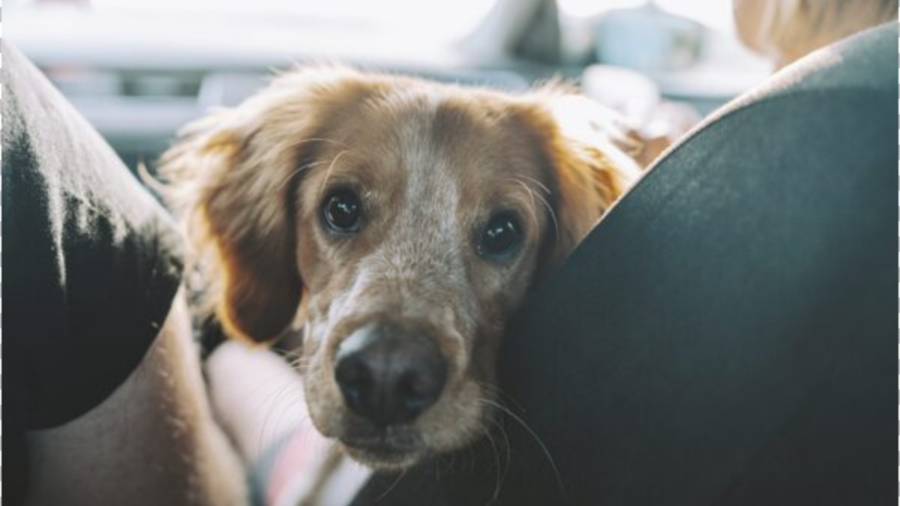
[6,0,772,170]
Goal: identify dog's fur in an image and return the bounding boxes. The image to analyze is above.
[161,66,641,469]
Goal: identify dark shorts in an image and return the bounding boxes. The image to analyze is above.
[3,44,184,505]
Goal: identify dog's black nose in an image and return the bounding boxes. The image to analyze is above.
[335,324,448,427]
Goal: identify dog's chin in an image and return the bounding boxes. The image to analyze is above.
[339,437,425,470]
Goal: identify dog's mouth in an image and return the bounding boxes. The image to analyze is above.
[339,432,424,468]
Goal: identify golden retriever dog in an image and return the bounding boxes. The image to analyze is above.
[161,66,641,471]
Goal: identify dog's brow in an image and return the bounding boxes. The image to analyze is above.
[317,150,352,199]
[507,178,541,232]
[277,159,330,192]
[509,177,559,244]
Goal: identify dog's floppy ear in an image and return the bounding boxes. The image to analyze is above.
[518,94,642,268]
[161,66,381,343]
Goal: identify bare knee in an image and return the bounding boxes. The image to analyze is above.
[24,292,249,506]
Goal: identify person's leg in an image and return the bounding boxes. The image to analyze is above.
[352,25,898,505]
[3,42,249,505]
[23,293,250,506]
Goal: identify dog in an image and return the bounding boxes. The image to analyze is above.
[161,66,642,472]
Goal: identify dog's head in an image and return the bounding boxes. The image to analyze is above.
[162,67,639,469]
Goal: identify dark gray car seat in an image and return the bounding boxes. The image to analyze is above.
[354,22,899,506]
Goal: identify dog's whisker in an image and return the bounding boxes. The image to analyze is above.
[250,373,309,445]
[276,136,355,193]
[517,174,552,195]
[480,419,505,506]
[474,380,526,414]
[375,465,410,502]
[509,177,560,245]
[477,398,565,498]
[317,149,351,199]
[276,159,330,192]
[291,137,351,149]
[256,381,304,452]
[473,388,513,504]
[532,189,561,246]
[258,413,317,465]
[509,179,540,232]
[493,417,512,492]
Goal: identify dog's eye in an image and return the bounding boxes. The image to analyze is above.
[322,189,362,234]
[477,211,523,260]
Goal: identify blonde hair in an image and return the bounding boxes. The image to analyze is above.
[760,0,897,65]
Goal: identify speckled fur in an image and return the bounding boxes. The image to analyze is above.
[161,66,640,469]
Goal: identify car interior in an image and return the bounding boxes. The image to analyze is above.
[5,0,896,504]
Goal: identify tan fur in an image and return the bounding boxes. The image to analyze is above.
[161,66,640,469]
